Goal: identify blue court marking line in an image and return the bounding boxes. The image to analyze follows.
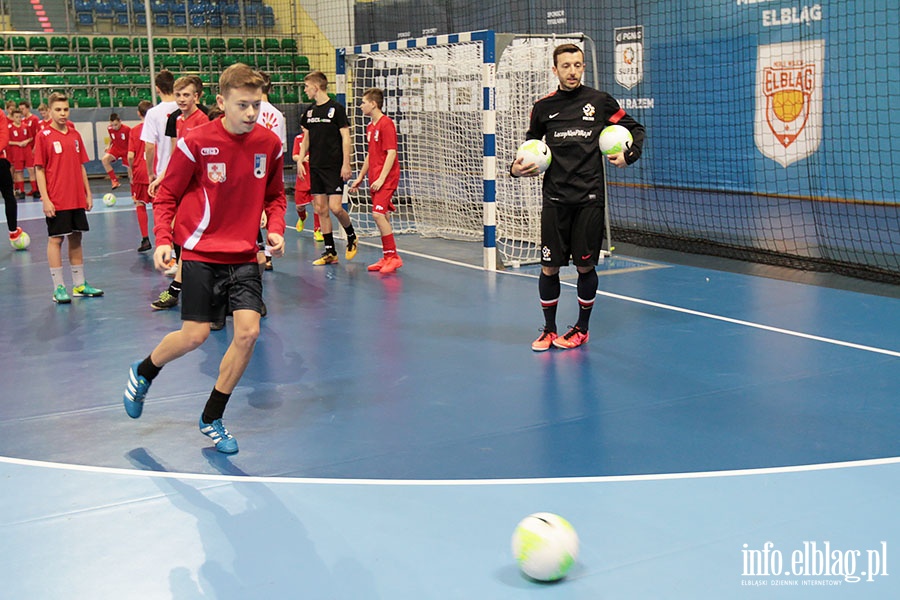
[1,455,898,484]
[384,242,900,359]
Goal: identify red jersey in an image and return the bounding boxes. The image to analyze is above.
[128,123,148,185]
[33,125,90,210]
[153,120,286,264]
[107,123,131,156]
[7,123,30,163]
[366,114,400,189]
[291,133,310,191]
[21,114,39,148]
[0,111,8,160]
[175,109,208,139]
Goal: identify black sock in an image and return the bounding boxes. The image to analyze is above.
[344,224,356,241]
[323,232,336,254]
[168,280,182,297]
[575,269,598,331]
[137,355,162,382]
[538,272,560,332]
[202,388,231,424]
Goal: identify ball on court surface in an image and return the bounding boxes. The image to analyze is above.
[102,192,117,207]
[10,231,30,250]
[511,512,579,581]
[516,139,552,173]
[598,124,633,155]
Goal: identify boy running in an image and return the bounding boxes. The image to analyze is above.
[101,112,131,190]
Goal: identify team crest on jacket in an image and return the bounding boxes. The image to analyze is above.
[328,107,336,119]
[254,154,267,179]
[582,103,595,121]
[754,40,824,167]
[207,162,226,183]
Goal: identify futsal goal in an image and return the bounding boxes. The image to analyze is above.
[336,31,593,270]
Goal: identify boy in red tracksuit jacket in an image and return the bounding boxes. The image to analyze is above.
[122,64,287,454]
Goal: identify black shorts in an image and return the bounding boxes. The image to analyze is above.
[540,202,605,267]
[308,166,345,196]
[46,208,90,237]
[180,260,263,323]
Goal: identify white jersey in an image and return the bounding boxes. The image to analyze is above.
[257,100,286,151]
[140,99,178,175]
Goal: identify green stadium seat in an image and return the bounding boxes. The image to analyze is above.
[209,38,227,52]
[97,88,112,106]
[190,38,208,52]
[73,37,91,53]
[92,37,111,52]
[295,55,311,69]
[133,38,149,52]
[9,36,27,51]
[283,92,300,104]
[263,38,280,52]
[271,55,292,71]
[112,37,131,52]
[18,57,37,72]
[153,38,170,53]
[236,55,256,68]
[203,93,217,106]
[101,55,122,71]
[0,75,18,85]
[36,55,58,71]
[67,75,89,87]
[122,55,142,72]
[0,36,5,51]
[110,74,130,86]
[130,73,150,86]
[281,38,297,52]
[0,55,12,70]
[45,75,66,86]
[83,55,101,72]
[50,36,70,52]
[30,90,44,106]
[121,96,142,107]
[75,96,98,108]
[245,38,262,51]
[267,91,282,104]
[181,55,201,71]
[221,55,240,67]
[29,36,49,52]
[24,75,44,86]
[226,38,244,52]
[58,55,80,72]
[171,38,189,52]
[161,55,182,70]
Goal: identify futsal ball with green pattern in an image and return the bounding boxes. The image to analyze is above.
[511,512,579,581]
[102,193,117,207]
[516,139,552,173]
[598,124,633,155]
[10,231,30,250]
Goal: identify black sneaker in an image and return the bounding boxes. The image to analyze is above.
[137,238,152,252]
[151,290,179,310]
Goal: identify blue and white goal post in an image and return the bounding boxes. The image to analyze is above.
[337,31,583,270]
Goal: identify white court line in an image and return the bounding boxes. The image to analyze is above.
[1,454,898,486]
[385,240,900,359]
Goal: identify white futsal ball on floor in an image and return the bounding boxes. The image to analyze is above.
[102,192,117,207]
[511,512,579,581]
[516,139,552,173]
[10,231,30,250]
[598,124,633,155]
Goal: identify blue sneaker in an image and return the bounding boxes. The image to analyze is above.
[199,417,239,454]
[124,361,150,418]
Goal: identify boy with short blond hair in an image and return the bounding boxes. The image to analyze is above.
[33,92,103,303]
[123,64,287,454]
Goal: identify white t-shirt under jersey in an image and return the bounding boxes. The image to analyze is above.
[257,100,286,151]
[140,100,178,175]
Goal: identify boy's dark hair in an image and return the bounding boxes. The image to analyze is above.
[110,112,120,122]
[138,100,153,117]
[553,43,583,66]
[156,70,175,95]
[363,88,384,110]
[258,71,272,95]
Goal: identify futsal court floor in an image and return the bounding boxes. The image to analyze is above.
[1,191,898,599]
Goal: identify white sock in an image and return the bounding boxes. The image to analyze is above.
[71,265,85,288]
[50,267,66,288]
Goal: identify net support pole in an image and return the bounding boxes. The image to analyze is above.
[478,30,498,271]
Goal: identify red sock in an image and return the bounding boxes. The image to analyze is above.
[314,213,321,230]
[14,181,24,193]
[382,233,397,257]
[107,170,119,184]
[135,203,149,237]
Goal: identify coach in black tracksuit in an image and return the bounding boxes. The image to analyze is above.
[512,43,645,351]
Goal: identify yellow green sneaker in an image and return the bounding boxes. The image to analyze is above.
[52,284,71,304]
[72,282,104,297]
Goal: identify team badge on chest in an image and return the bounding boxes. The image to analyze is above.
[254,154,267,179]
[207,162,226,183]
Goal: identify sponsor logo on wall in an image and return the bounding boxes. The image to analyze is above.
[755,39,824,167]
[615,26,643,90]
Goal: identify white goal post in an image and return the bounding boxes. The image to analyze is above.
[336,30,607,270]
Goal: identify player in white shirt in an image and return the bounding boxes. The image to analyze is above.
[140,71,179,185]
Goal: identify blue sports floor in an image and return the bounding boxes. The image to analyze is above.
[1,192,899,598]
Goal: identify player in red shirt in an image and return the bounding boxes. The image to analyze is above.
[0,108,26,246]
[33,92,103,303]
[100,113,131,190]
[291,126,322,240]
[7,108,32,198]
[122,64,286,454]
[128,101,153,252]
[18,101,40,197]
[350,88,403,273]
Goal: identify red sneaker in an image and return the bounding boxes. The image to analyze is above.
[368,257,387,271]
[552,326,589,349]
[379,255,403,273]
[531,328,558,352]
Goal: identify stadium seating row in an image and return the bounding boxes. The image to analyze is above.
[0,52,309,73]
[0,34,297,54]
[72,0,276,29]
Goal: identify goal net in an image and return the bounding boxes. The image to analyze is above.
[337,31,582,268]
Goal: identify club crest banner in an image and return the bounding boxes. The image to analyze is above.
[615,26,644,90]
[755,39,824,167]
